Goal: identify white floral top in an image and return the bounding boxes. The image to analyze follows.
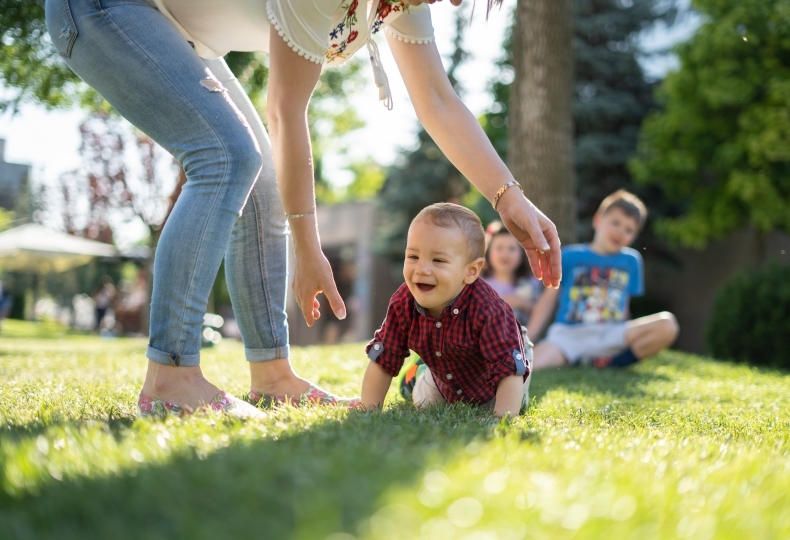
[145,0,434,107]
[145,0,434,64]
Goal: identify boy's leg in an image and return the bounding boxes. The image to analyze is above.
[588,312,679,368]
[412,369,447,407]
[532,341,568,370]
[625,311,679,359]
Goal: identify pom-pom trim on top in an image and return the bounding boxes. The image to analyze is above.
[266,0,324,65]
[384,26,436,45]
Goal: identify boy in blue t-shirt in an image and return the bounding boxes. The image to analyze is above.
[527,190,679,369]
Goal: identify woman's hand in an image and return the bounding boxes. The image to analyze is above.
[292,244,346,327]
[496,187,562,288]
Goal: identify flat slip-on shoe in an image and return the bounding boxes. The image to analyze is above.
[138,391,267,420]
[248,385,361,408]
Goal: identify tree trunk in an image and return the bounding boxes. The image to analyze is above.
[508,0,577,244]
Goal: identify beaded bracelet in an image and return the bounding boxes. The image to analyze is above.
[492,181,524,211]
[285,211,316,220]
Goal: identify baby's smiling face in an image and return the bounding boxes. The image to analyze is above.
[403,218,484,319]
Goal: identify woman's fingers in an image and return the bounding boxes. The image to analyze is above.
[524,248,543,282]
[498,192,562,288]
[544,224,562,288]
[322,277,347,321]
[295,286,314,327]
[293,256,346,327]
[531,213,562,288]
[300,287,345,326]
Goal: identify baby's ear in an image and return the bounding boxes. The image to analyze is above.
[465,257,485,284]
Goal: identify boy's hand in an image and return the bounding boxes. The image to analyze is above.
[495,188,562,288]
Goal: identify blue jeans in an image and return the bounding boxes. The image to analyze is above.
[46,0,290,366]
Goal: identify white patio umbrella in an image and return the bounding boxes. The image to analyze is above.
[0,223,118,273]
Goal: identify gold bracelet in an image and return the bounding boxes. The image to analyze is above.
[492,181,524,211]
[285,211,316,220]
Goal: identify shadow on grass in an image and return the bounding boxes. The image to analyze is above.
[0,403,523,540]
[529,360,672,403]
[0,417,137,442]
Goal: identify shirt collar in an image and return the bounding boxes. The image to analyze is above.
[413,281,476,319]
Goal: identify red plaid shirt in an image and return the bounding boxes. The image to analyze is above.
[366,279,529,405]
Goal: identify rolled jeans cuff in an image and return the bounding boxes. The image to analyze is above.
[147,344,201,367]
[246,345,289,362]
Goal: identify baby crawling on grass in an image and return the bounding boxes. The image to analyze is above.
[360,203,532,418]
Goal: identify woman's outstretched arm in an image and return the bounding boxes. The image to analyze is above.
[387,35,562,288]
[268,32,346,326]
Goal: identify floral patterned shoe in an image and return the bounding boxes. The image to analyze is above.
[138,391,267,420]
[248,385,361,408]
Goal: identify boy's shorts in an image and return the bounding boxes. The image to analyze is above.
[544,322,628,365]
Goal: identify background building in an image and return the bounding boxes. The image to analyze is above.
[286,201,403,347]
[0,139,31,211]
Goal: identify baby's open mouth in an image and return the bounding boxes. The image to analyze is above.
[416,283,436,293]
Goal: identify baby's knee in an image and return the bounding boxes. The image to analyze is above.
[657,311,680,343]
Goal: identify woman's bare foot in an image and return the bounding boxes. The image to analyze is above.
[249,358,311,398]
[249,358,361,406]
[141,361,222,412]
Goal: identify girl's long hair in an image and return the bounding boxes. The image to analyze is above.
[482,221,531,282]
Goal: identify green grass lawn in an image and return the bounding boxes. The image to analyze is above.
[1,319,789,539]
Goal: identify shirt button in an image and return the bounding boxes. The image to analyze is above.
[456,389,463,394]
[446,373,453,380]
[374,344,381,351]
[435,351,442,357]
[453,309,459,315]
[435,322,442,328]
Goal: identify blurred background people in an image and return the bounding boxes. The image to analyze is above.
[482,222,543,327]
[92,275,116,332]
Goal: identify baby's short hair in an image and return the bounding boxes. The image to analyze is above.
[597,189,647,229]
[413,203,485,260]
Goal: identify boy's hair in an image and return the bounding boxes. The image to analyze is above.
[597,189,647,229]
[412,203,485,260]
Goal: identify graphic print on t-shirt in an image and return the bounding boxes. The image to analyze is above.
[565,265,631,324]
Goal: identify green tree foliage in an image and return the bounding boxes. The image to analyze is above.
[338,158,386,202]
[630,0,790,247]
[0,0,81,111]
[706,264,790,368]
[482,0,676,240]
